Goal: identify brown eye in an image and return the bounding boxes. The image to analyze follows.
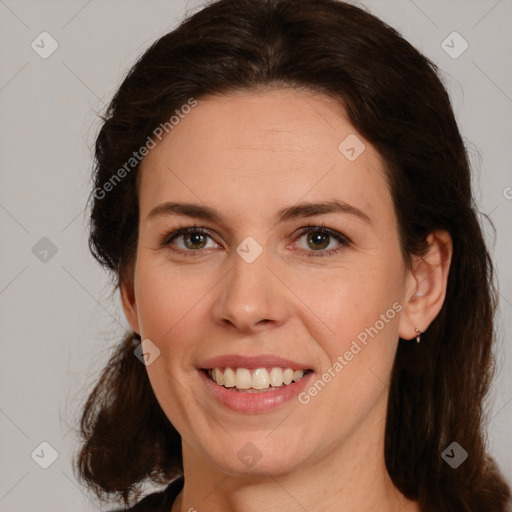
[306,231,331,251]
[164,227,218,255]
[183,232,208,250]
[294,226,351,258]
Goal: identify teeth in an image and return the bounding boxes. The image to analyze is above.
[208,367,308,391]
[223,367,236,388]
[252,368,270,389]
[269,367,283,387]
[235,368,252,389]
[292,369,304,382]
[212,368,223,386]
[283,368,293,385]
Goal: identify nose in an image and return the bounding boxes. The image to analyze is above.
[211,247,291,334]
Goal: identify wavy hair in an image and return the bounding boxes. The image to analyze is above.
[76,0,511,509]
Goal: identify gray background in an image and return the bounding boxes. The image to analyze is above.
[0,0,511,510]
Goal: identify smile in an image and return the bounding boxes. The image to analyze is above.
[199,367,315,413]
[207,367,313,392]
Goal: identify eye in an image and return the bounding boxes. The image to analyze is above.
[162,223,351,258]
[293,224,351,258]
[163,226,219,256]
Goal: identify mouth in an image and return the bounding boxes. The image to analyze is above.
[197,354,316,412]
[201,366,314,393]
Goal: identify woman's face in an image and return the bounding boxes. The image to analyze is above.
[123,88,413,476]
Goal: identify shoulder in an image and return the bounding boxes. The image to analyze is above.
[110,476,184,512]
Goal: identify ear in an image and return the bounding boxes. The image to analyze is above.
[398,230,453,341]
[120,278,141,335]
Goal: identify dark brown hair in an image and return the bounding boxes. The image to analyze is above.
[77,0,511,509]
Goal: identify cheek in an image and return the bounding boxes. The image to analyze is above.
[134,258,210,340]
[133,261,210,433]
[302,260,403,336]
[293,263,404,438]
[297,257,406,392]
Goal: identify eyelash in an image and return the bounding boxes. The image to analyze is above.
[295,224,352,258]
[161,223,352,258]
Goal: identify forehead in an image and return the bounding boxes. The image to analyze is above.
[138,88,393,228]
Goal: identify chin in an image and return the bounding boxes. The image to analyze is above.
[202,436,307,478]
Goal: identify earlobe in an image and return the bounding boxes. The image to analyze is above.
[398,230,453,341]
[120,280,141,335]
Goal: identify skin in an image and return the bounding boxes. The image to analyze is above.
[121,88,452,511]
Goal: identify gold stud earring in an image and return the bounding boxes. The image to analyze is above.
[415,328,422,343]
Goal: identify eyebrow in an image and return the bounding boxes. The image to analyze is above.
[146,200,371,225]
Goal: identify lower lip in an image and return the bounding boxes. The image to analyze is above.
[199,370,315,413]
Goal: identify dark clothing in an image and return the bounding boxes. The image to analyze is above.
[112,476,184,511]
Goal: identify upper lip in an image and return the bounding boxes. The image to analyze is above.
[198,354,313,370]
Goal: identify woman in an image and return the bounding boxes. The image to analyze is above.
[76,0,511,510]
